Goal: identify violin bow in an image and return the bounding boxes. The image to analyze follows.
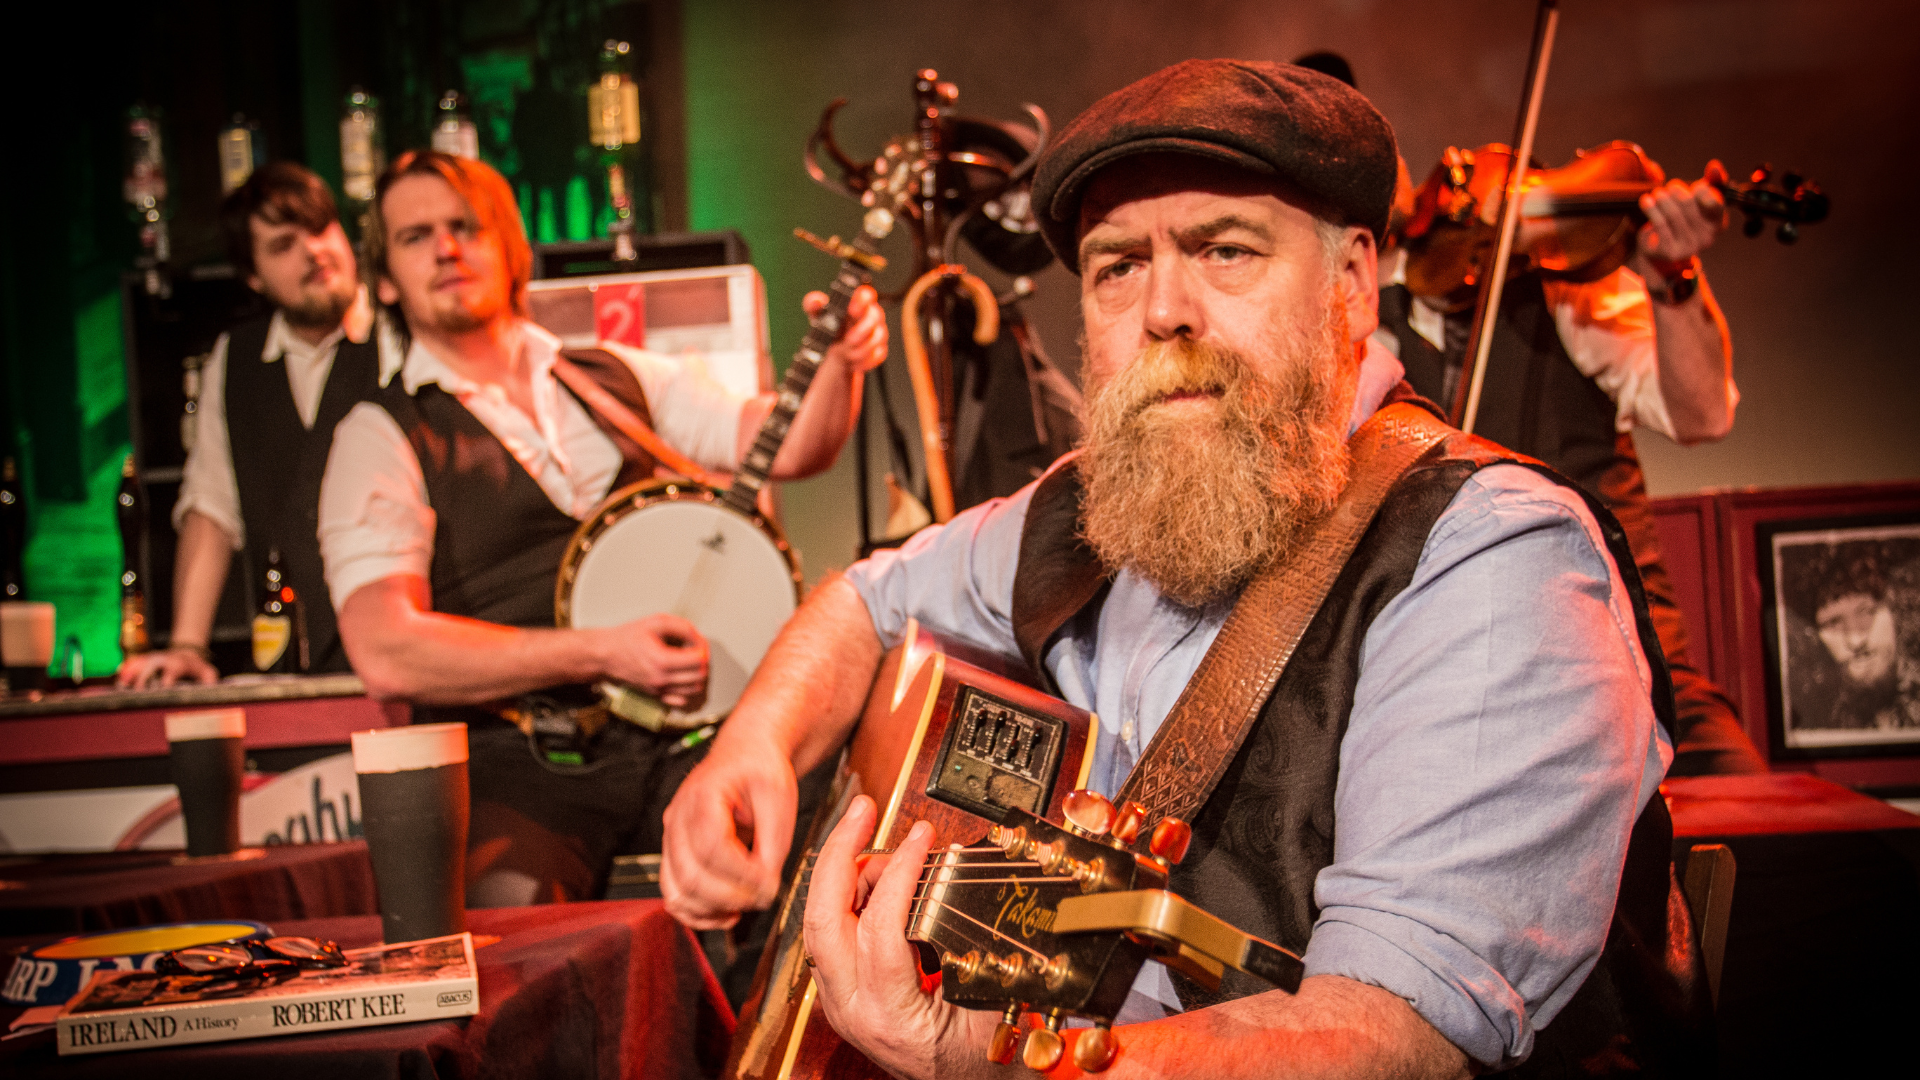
[1452,0,1561,435]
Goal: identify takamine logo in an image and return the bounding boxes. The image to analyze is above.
[992,880,1057,939]
[436,990,473,1007]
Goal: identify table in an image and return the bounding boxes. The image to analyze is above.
[1666,774,1920,1075]
[1,901,733,1080]
[0,842,377,935]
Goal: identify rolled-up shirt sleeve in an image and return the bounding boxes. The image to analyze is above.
[173,333,247,549]
[1304,464,1669,1070]
[317,402,437,612]
[1545,268,1739,440]
[842,483,1033,654]
[597,342,748,473]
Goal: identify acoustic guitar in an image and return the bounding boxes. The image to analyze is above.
[723,621,1303,1078]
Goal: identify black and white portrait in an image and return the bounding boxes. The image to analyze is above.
[1773,523,1920,748]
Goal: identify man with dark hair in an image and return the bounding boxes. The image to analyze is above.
[320,150,887,906]
[1788,542,1920,730]
[119,161,379,687]
[662,60,1708,1077]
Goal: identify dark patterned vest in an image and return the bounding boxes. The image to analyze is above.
[225,315,380,673]
[370,347,660,629]
[1009,388,1713,1075]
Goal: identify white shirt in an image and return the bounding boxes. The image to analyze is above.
[1379,250,1739,440]
[173,290,380,549]
[317,320,747,612]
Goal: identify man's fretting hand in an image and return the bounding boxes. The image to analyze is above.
[1630,159,1729,274]
[809,283,889,375]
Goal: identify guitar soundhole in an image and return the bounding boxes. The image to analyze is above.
[927,687,1066,820]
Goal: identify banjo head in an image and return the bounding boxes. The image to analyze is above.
[558,481,801,723]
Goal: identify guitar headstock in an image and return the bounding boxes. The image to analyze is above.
[1720,164,1829,244]
[904,793,1182,1072]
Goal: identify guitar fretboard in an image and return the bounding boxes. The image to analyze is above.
[720,235,879,516]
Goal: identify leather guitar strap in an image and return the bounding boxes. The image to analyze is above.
[551,353,716,484]
[1114,402,1455,829]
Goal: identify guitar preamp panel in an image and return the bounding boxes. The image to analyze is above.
[926,685,1067,821]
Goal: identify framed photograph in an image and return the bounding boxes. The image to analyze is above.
[1761,517,1920,752]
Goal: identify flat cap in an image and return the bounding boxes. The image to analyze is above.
[1032,58,1398,272]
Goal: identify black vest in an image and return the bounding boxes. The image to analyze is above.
[370,347,659,630]
[1009,389,1713,1075]
[225,315,381,673]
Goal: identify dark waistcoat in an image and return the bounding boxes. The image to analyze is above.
[370,347,660,630]
[225,315,380,673]
[1009,388,1712,1075]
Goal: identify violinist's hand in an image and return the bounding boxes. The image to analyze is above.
[1630,160,1729,273]
[802,796,999,1080]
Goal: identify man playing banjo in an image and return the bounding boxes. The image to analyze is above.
[661,60,1709,1077]
[318,149,887,909]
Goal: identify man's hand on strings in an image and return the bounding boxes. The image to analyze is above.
[603,613,708,709]
[660,726,798,929]
[803,794,999,1080]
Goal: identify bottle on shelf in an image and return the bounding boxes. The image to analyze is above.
[218,113,266,195]
[124,105,171,297]
[116,454,150,658]
[1,457,24,601]
[589,40,644,261]
[252,546,307,674]
[431,90,478,159]
[340,88,383,207]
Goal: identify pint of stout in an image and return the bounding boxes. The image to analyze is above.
[164,708,246,856]
[351,723,469,943]
[1,600,55,693]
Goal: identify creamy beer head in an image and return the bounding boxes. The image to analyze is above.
[164,708,247,742]
[352,723,469,774]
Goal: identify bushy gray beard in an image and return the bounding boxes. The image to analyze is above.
[1078,297,1356,609]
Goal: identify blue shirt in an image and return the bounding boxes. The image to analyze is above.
[842,359,1671,1069]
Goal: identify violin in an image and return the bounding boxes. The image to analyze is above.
[1399,140,1828,312]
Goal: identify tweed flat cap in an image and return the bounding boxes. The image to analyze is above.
[1032,58,1398,272]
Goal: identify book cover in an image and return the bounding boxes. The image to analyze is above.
[55,932,479,1056]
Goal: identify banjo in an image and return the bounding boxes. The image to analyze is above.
[555,203,902,731]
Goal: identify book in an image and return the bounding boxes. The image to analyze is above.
[54,932,479,1056]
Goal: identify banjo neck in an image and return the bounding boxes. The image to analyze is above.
[720,227,885,517]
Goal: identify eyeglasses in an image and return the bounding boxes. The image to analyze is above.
[154,935,348,988]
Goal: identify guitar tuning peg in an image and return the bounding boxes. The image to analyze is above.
[1750,164,1772,185]
[988,1004,1021,1065]
[1743,214,1765,239]
[1149,816,1193,867]
[1074,1023,1119,1072]
[1777,221,1799,244]
[1783,171,1804,191]
[1063,790,1116,837]
[1111,800,1148,845]
[1022,1014,1066,1072]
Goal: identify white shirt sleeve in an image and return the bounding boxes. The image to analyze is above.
[595,341,748,472]
[173,332,246,550]
[316,401,437,612]
[1543,267,1739,440]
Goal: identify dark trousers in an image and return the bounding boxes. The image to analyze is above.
[463,720,706,906]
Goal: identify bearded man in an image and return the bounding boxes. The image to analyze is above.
[120,161,380,687]
[660,60,1709,1078]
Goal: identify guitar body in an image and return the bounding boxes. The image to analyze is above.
[723,622,1098,1080]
